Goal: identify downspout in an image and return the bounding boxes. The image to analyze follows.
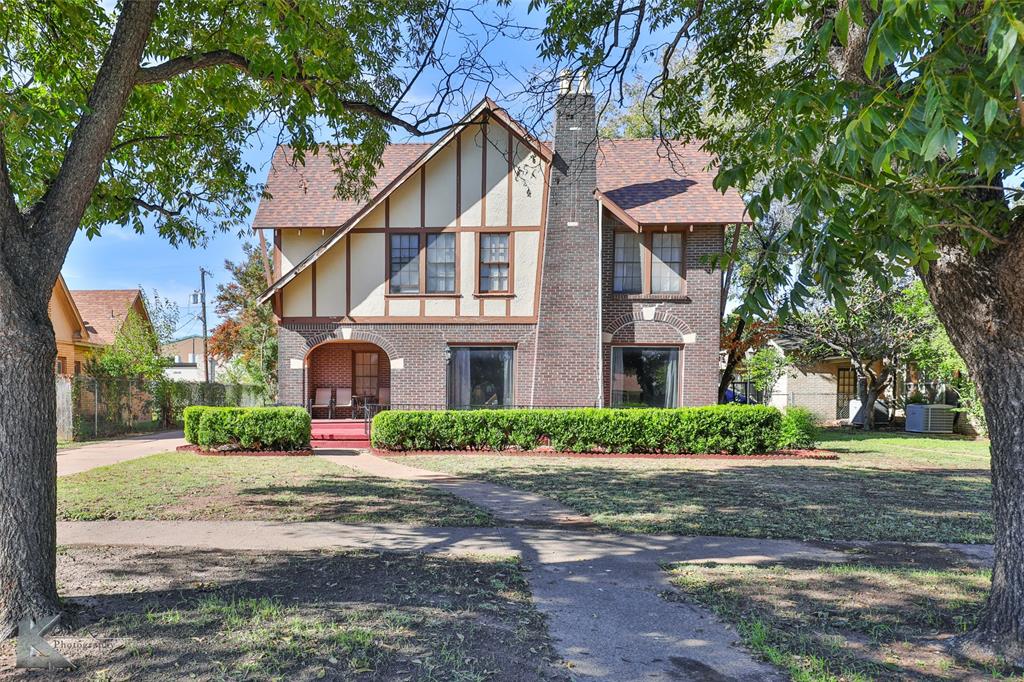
[597,197,604,407]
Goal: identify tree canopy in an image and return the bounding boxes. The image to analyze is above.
[531,0,1024,313]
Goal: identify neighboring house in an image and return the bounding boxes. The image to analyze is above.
[48,275,102,375]
[762,336,893,422]
[255,79,747,415]
[162,335,222,382]
[70,288,152,365]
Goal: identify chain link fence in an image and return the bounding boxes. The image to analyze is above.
[55,376,268,441]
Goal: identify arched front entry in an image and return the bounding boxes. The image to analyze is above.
[304,341,391,419]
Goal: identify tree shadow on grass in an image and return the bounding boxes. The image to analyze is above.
[463,463,993,543]
[237,475,496,526]
[665,561,995,681]
[1,547,565,682]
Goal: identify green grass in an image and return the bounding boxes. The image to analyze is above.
[664,562,1012,681]
[388,429,992,542]
[58,452,494,526]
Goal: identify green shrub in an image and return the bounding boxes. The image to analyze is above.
[183,406,210,444]
[779,407,820,449]
[195,407,311,450]
[371,405,784,455]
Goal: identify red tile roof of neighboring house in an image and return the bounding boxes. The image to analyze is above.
[252,138,747,230]
[69,290,143,346]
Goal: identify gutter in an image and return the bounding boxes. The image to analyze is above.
[597,196,604,407]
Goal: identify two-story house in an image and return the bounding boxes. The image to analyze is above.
[256,77,747,415]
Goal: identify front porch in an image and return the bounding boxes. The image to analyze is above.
[304,341,391,420]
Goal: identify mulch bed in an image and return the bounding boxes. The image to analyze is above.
[374,448,838,460]
[176,444,313,457]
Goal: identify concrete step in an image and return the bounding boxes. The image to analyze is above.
[311,439,370,449]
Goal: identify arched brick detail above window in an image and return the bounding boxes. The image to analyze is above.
[604,310,696,345]
[301,328,398,360]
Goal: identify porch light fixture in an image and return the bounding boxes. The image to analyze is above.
[443,346,452,363]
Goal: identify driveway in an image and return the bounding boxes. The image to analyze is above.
[58,429,186,476]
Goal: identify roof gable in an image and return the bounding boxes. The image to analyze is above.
[258,98,549,303]
[70,289,146,346]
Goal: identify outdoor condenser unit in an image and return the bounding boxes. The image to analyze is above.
[905,404,955,434]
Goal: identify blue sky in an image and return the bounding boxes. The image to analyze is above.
[65,1,571,337]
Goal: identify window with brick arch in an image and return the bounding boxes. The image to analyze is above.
[354,352,379,399]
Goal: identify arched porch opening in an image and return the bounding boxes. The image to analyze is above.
[304,340,391,419]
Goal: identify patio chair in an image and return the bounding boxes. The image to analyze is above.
[308,387,334,419]
[336,387,353,416]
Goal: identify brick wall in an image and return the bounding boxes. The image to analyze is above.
[600,215,724,406]
[531,88,603,407]
[278,323,536,408]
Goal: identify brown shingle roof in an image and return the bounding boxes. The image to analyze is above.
[596,139,747,224]
[252,144,432,229]
[70,290,142,345]
[252,139,747,230]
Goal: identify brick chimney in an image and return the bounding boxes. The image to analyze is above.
[530,72,602,407]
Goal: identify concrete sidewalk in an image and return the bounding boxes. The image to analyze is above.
[60,520,859,681]
[58,430,186,476]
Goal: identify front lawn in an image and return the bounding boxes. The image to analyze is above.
[388,430,991,542]
[0,546,566,681]
[665,561,1001,680]
[58,452,494,526]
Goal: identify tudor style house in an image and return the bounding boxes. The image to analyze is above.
[256,78,747,415]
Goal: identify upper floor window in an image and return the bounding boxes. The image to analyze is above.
[479,233,509,293]
[390,234,420,293]
[651,233,683,293]
[613,232,642,293]
[426,233,456,293]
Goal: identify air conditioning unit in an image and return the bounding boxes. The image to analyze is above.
[905,404,955,434]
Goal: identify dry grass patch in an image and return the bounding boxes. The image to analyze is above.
[0,547,566,681]
[664,562,1010,681]
[58,452,494,526]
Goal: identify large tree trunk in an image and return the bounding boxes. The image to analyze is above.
[921,226,1024,663]
[0,1,159,638]
[0,270,60,635]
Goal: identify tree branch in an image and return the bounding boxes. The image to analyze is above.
[0,128,21,232]
[30,0,160,294]
[135,49,442,137]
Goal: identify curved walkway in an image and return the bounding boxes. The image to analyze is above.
[56,446,995,681]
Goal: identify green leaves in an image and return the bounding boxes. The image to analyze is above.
[4,0,447,244]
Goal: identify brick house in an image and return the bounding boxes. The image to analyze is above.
[256,78,747,415]
[47,278,151,376]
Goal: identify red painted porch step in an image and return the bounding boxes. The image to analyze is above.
[311,419,370,449]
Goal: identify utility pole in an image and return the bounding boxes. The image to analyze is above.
[198,267,212,384]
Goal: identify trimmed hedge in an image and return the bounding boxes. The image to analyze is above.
[183,405,209,444]
[371,405,786,455]
[184,406,311,451]
[779,407,820,449]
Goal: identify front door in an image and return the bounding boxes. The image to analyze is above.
[354,352,379,401]
[837,367,856,419]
